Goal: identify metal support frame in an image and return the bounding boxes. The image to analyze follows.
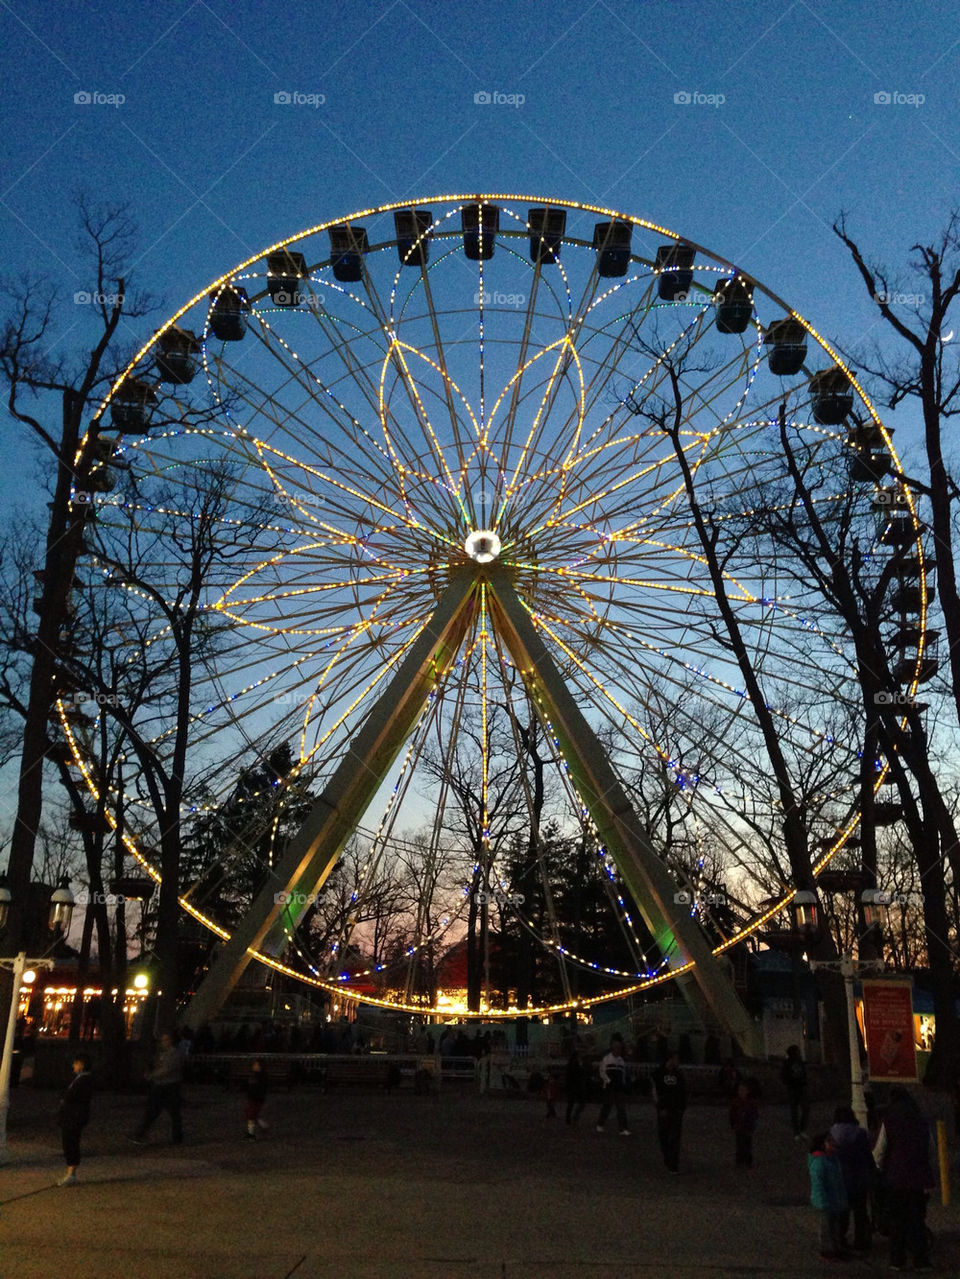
[485,568,761,1055]
[185,562,760,1056]
[183,570,477,1030]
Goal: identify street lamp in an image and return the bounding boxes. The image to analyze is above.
[794,885,887,1129]
[0,879,71,1159]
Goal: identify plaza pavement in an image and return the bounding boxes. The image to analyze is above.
[0,1081,956,1279]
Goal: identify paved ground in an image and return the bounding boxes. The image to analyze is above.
[0,1081,956,1279]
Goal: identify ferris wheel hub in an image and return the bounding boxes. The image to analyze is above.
[464,529,501,563]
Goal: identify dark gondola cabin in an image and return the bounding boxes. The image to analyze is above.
[809,367,854,425]
[655,243,695,300]
[763,318,807,376]
[110,378,157,432]
[528,207,566,264]
[329,224,369,282]
[266,250,308,306]
[394,209,433,266]
[713,276,754,334]
[156,327,200,384]
[592,220,633,277]
[462,204,499,261]
[209,286,249,341]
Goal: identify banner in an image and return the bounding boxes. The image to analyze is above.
[862,979,918,1083]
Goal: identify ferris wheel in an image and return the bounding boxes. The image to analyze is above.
[64,193,925,1038]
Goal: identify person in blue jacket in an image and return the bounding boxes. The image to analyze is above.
[808,1130,849,1261]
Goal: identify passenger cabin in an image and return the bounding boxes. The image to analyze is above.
[872,801,903,826]
[592,220,633,277]
[462,204,499,261]
[713,276,754,334]
[156,327,200,384]
[209,286,249,341]
[809,368,854,425]
[394,209,433,266]
[655,243,695,300]
[110,378,157,432]
[879,514,918,545]
[527,207,566,264]
[890,582,932,612]
[849,448,891,483]
[763,319,807,376]
[328,224,369,282]
[266,249,308,306]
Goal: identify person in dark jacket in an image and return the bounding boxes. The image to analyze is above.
[131,1032,183,1144]
[781,1044,809,1139]
[652,1053,687,1173]
[829,1104,874,1251]
[57,1053,93,1186]
[565,1046,588,1125]
[244,1058,269,1139]
[873,1087,936,1271]
[809,1131,849,1261]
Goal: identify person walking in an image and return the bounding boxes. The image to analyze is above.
[873,1087,936,1272]
[565,1045,588,1125]
[808,1131,850,1262]
[728,1079,759,1169]
[781,1044,809,1140]
[131,1031,183,1145]
[829,1104,874,1252]
[596,1035,630,1135]
[652,1052,687,1173]
[56,1052,93,1186]
[244,1058,269,1139]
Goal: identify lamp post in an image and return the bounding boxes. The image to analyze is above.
[0,877,74,1159]
[795,886,887,1130]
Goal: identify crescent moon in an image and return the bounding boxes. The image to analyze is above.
[943,330,955,343]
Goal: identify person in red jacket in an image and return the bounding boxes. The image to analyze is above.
[728,1080,759,1168]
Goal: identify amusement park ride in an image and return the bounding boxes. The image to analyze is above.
[54,194,928,1052]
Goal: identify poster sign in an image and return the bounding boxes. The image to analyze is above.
[862,979,918,1083]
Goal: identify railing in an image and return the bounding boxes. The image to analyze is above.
[187,1052,479,1091]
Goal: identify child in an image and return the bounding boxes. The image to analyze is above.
[829,1104,874,1251]
[244,1059,269,1139]
[728,1080,759,1168]
[808,1131,849,1261]
[56,1053,93,1186]
[543,1070,559,1119]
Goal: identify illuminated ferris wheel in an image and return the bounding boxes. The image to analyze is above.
[67,194,924,1037]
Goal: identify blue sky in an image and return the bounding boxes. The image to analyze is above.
[1,0,957,393]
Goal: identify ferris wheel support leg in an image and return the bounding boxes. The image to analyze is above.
[182,571,478,1032]
[486,568,762,1059]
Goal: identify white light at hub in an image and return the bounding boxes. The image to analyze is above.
[464,530,501,563]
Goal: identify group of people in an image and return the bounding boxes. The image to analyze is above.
[809,1090,938,1269]
[556,1035,762,1174]
[549,1035,941,1270]
[56,1030,271,1185]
